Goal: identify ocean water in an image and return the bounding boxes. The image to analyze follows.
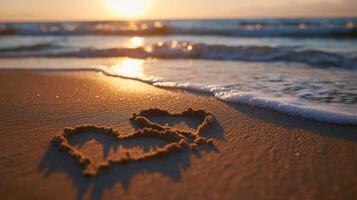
[0,18,356,124]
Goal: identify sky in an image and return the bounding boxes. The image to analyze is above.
[0,0,356,22]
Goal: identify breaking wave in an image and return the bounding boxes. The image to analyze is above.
[0,43,61,52]
[1,42,356,68]
[1,19,356,37]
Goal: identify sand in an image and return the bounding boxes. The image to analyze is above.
[0,71,356,200]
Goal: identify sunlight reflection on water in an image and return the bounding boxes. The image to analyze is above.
[111,58,144,78]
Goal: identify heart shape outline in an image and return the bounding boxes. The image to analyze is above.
[52,108,215,176]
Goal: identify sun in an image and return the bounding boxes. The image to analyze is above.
[106,0,149,19]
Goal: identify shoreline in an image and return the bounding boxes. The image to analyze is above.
[1,67,356,125]
[0,70,356,200]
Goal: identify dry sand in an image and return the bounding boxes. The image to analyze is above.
[0,71,356,200]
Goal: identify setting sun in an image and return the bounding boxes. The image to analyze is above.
[106,0,149,19]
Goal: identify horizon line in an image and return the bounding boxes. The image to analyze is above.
[1,15,356,23]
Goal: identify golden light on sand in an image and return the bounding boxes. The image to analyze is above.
[112,59,144,78]
[106,0,149,19]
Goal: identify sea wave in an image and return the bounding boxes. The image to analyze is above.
[1,42,356,68]
[1,20,356,37]
[170,26,357,38]
[153,82,357,125]
[0,43,61,52]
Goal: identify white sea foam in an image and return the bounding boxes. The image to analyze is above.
[152,81,357,125]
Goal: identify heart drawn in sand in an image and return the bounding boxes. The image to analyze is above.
[52,108,215,176]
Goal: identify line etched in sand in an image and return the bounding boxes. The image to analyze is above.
[52,108,215,176]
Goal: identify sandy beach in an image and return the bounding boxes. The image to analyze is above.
[0,70,356,200]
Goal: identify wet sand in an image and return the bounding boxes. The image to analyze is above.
[0,71,356,200]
